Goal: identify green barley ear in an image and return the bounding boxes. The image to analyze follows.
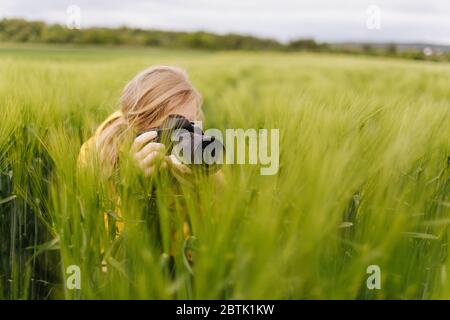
[182,236,198,275]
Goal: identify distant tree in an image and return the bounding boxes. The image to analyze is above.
[288,39,321,51]
[41,24,70,43]
[386,43,397,55]
[361,44,375,54]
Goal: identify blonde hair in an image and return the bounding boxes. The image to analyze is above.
[95,65,202,167]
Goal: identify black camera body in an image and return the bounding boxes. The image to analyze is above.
[141,114,223,174]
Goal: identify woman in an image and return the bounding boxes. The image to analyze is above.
[78,65,211,261]
[79,65,202,178]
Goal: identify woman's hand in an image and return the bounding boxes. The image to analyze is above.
[132,131,166,177]
[166,154,193,183]
[132,131,192,179]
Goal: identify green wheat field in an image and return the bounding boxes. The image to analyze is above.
[0,44,449,300]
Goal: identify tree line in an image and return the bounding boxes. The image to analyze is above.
[0,18,448,62]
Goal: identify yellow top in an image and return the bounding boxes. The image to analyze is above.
[78,110,125,235]
[78,110,123,167]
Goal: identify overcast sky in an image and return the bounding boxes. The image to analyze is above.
[1,0,449,44]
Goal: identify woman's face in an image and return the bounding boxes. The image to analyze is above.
[170,98,199,122]
[142,97,200,129]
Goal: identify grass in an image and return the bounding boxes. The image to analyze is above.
[0,44,449,299]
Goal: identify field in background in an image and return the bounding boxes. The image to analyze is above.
[0,44,449,299]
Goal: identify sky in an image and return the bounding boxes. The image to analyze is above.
[1,0,449,45]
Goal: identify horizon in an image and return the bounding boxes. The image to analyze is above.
[2,16,450,48]
[1,0,449,46]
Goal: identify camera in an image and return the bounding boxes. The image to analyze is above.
[141,114,223,174]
